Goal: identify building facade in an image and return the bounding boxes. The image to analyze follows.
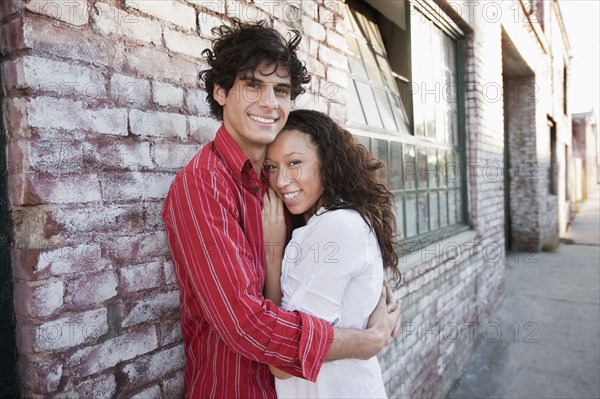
[0,0,571,397]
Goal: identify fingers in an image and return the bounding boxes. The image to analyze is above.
[391,299,402,337]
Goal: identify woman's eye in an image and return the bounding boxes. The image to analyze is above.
[289,160,301,166]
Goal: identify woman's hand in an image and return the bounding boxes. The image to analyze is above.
[262,187,286,257]
[262,187,286,305]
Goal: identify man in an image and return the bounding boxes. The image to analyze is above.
[162,20,400,398]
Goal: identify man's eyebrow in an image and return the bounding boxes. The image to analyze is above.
[241,75,292,88]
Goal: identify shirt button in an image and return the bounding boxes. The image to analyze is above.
[253,187,259,194]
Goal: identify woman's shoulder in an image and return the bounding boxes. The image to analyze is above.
[310,208,369,233]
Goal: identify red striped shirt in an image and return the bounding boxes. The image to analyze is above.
[162,125,333,399]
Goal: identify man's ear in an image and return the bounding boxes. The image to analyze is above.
[213,84,226,106]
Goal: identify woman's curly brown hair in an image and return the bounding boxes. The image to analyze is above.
[284,110,401,284]
[200,19,310,120]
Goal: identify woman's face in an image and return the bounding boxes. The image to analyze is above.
[265,129,324,222]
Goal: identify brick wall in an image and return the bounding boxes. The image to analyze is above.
[1,0,571,397]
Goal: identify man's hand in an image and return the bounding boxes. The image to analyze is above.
[365,280,402,349]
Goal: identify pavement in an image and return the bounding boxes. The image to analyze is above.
[447,188,600,399]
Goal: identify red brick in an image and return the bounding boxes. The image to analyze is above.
[24,172,102,205]
[104,231,168,264]
[101,172,174,202]
[0,16,24,57]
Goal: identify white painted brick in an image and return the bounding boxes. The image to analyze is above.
[124,0,196,30]
[160,317,183,346]
[327,66,348,90]
[130,385,161,399]
[93,2,162,45]
[36,244,102,277]
[69,325,158,377]
[27,97,128,136]
[82,140,153,170]
[25,0,88,26]
[153,81,184,108]
[102,172,175,201]
[74,374,117,399]
[110,74,151,107]
[187,0,225,14]
[52,205,143,234]
[189,116,220,143]
[226,1,268,21]
[164,28,211,59]
[14,280,64,317]
[304,17,326,41]
[122,345,185,387]
[186,89,211,116]
[319,45,346,68]
[105,232,168,263]
[327,28,346,52]
[162,372,184,398]
[122,291,180,327]
[120,261,162,293]
[197,11,225,37]
[68,271,118,307]
[153,142,201,170]
[306,56,325,78]
[7,56,106,98]
[26,173,102,204]
[30,308,108,352]
[126,45,202,87]
[163,259,178,285]
[129,110,187,139]
[27,140,83,174]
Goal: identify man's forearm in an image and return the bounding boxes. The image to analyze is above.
[325,327,385,361]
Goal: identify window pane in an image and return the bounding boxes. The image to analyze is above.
[347,80,366,125]
[418,193,429,234]
[347,37,368,80]
[389,141,403,190]
[438,150,447,188]
[394,193,405,240]
[456,188,464,223]
[416,146,428,189]
[374,88,398,131]
[430,191,439,230]
[447,151,458,188]
[403,144,416,190]
[428,148,438,188]
[439,190,448,227]
[405,193,417,237]
[355,81,383,128]
[354,135,370,152]
[372,139,389,185]
[448,189,457,225]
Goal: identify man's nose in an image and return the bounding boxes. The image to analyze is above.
[258,85,278,109]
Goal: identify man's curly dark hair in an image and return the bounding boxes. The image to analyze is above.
[200,19,311,120]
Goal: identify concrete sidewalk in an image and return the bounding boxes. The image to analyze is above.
[447,189,600,399]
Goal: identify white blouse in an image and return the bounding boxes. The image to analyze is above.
[275,208,387,398]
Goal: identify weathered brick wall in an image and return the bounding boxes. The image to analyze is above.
[1,0,346,397]
[1,0,570,397]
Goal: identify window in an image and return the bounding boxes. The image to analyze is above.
[548,118,557,195]
[344,0,467,246]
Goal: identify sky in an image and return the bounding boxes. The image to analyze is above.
[558,0,600,116]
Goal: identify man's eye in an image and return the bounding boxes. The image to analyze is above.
[265,164,277,171]
[275,87,290,97]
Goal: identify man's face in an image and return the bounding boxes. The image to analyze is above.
[214,63,292,160]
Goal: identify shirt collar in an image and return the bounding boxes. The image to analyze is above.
[213,124,253,180]
[213,124,268,188]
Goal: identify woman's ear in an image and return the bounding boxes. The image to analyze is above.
[213,84,226,106]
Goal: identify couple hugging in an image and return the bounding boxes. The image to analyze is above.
[162,19,402,399]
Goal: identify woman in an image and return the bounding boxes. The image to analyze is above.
[262,110,400,398]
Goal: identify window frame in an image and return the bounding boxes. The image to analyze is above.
[345,0,470,248]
